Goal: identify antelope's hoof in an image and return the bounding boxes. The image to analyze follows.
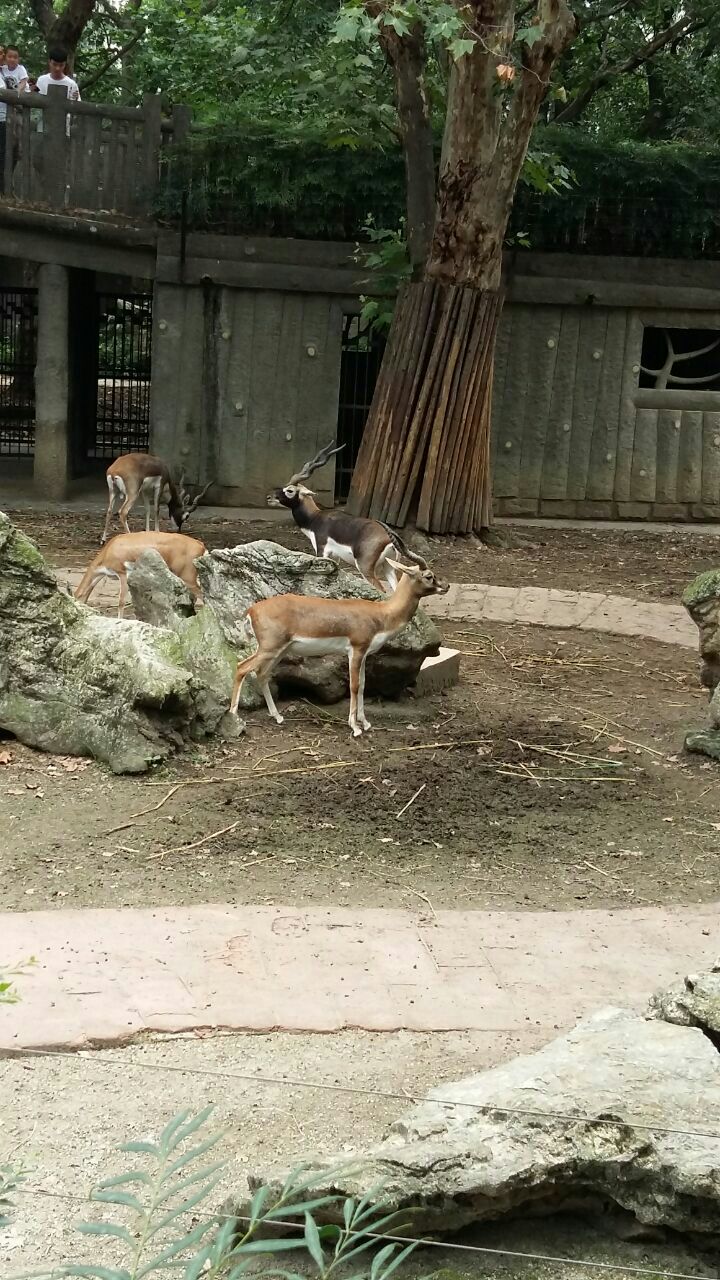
[272,713,285,725]
[360,719,372,731]
[351,725,363,738]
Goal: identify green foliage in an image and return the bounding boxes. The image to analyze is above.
[0,1165,26,1230]
[355,220,412,332]
[0,956,37,1005]
[11,1108,420,1280]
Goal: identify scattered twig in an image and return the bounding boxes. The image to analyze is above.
[149,820,241,861]
[396,783,427,819]
[104,785,181,834]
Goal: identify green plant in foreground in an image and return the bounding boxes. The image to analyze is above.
[1,1165,26,1229]
[0,956,37,1005]
[14,1107,418,1280]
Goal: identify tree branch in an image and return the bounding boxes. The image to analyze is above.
[554,11,706,124]
[79,30,143,91]
[27,0,56,38]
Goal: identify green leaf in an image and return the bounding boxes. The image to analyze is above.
[137,1221,215,1276]
[55,1268,132,1280]
[374,1239,418,1280]
[230,1238,308,1255]
[370,1243,397,1280]
[449,37,475,60]
[120,1142,160,1157]
[343,1198,356,1230]
[166,1106,215,1153]
[264,1196,341,1221]
[159,1110,193,1155]
[147,1174,225,1235]
[383,14,410,36]
[90,1189,144,1212]
[96,1171,152,1189]
[248,1182,271,1224]
[516,23,543,45]
[332,12,360,43]
[162,1136,225,1182]
[303,1212,325,1271]
[76,1223,136,1246]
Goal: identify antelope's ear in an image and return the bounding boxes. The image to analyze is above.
[386,558,411,574]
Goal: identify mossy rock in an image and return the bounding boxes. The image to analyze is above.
[682,570,720,610]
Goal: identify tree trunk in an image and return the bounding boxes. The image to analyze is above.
[349,280,501,533]
[28,0,97,70]
[376,20,436,274]
[349,0,576,534]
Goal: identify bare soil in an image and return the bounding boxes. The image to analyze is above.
[2,619,718,915]
[5,507,720,601]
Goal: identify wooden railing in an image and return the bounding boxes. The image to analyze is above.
[0,86,190,220]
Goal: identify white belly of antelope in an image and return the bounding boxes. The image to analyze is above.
[287,635,351,658]
[323,537,357,567]
[368,630,392,654]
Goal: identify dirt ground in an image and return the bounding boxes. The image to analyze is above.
[4,1032,718,1279]
[2,618,718,915]
[6,506,720,601]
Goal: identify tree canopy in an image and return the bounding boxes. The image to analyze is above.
[2,0,718,147]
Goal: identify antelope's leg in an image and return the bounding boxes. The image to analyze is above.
[118,485,139,535]
[116,571,128,618]
[142,482,152,532]
[153,477,162,531]
[101,478,118,544]
[356,654,371,731]
[348,645,367,737]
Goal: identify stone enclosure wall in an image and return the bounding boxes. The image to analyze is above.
[1,211,720,517]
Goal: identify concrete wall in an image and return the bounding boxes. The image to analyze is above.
[150,283,344,505]
[491,301,720,520]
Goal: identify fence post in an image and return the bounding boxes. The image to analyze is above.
[170,103,191,147]
[140,91,163,209]
[42,83,69,209]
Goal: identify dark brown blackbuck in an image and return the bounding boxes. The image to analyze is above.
[267,442,428,592]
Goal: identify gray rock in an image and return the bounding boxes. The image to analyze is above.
[649,963,720,1037]
[131,539,442,703]
[0,513,245,773]
[126,548,196,626]
[238,1008,720,1237]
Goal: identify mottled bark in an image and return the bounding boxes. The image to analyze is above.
[367,6,436,274]
[27,0,98,67]
[350,0,577,532]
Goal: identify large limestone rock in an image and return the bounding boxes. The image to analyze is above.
[239,1005,720,1238]
[129,539,442,702]
[682,571,720,760]
[0,515,243,774]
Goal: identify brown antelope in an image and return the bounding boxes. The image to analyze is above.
[101,453,212,545]
[230,559,449,736]
[75,531,206,618]
[268,442,427,593]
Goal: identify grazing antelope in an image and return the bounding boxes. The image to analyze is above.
[74,531,206,618]
[268,442,427,593]
[101,453,212,545]
[230,559,448,736]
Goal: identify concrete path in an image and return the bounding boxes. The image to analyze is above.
[57,568,697,648]
[2,904,716,1052]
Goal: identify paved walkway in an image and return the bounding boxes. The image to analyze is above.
[2,904,716,1052]
[57,568,697,648]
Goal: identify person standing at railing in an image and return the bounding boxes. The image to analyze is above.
[36,48,81,139]
[0,45,29,193]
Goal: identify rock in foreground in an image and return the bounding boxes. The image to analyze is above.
[238,1005,720,1237]
[0,516,242,773]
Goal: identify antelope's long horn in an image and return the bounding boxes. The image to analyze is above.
[188,480,213,511]
[288,441,344,486]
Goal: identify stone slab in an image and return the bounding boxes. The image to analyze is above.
[1,904,716,1052]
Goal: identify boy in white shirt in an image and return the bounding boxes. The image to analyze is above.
[0,46,29,192]
[37,48,81,102]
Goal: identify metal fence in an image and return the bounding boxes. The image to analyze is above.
[91,293,153,459]
[335,314,386,501]
[0,287,37,457]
